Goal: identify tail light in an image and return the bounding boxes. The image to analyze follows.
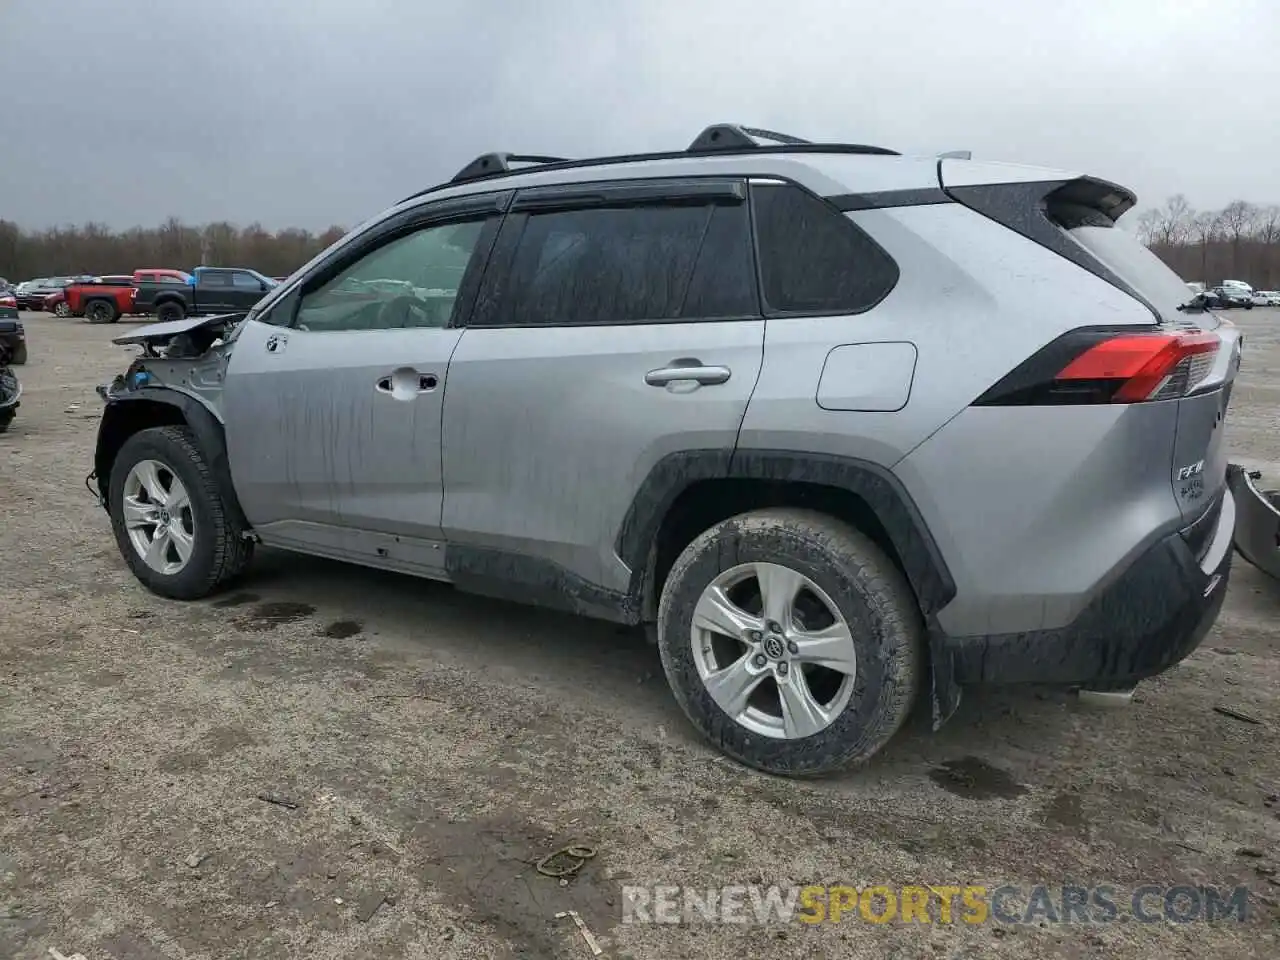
[975,327,1221,406]
[0,295,14,308]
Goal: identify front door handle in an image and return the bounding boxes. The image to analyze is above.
[376,370,439,397]
[644,360,732,387]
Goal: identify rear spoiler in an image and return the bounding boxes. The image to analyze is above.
[940,171,1152,320]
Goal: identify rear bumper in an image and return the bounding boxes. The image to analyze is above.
[942,490,1234,686]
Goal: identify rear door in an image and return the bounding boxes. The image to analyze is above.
[222,195,506,573]
[440,178,764,601]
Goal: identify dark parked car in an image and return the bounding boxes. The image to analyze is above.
[1211,286,1253,309]
[0,292,27,364]
[132,266,278,322]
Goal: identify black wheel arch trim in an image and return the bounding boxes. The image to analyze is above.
[93,388,249,530]
[614,448,957,618]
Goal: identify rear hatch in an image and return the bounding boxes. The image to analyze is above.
[941,164,1242,527]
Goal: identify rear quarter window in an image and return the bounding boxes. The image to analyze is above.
[751,182,899,315]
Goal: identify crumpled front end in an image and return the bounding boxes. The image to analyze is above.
[1228,464,1280,580]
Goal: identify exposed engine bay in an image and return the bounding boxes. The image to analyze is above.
[97,312,243,416]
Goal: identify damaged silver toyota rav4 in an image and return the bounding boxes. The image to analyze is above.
[91,124,1243,776]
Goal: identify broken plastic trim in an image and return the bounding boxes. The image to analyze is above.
[1227,464,1280,580]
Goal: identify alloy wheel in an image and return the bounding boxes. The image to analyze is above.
[690,562,857,739]
[121,459,196,574]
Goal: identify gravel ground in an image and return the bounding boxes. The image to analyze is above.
[2,310,1278,960]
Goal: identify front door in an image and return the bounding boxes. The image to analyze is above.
[440,178,765,605]
[223,205,503,575]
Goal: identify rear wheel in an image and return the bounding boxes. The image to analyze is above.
[10,343,26,365]
[0,408,13,432]
[156,301,186,323]
[85,299,118,324]
[656,508,922,776]
[108,426,254,599]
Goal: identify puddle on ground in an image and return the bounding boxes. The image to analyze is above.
[232,601,316,632]
[928,756,1028,801]
[212,592,261,609]
[322,620,363,639]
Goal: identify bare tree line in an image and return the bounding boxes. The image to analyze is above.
[1136,197,1280,288]
[0,218,349,282]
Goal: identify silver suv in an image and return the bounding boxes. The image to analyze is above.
[92,124,1242,776]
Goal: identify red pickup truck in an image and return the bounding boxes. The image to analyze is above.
[63,275,137,323]
[57,270,189,323]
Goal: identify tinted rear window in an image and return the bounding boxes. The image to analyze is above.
[751,183,899,315]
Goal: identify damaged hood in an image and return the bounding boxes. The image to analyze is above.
[112,312,245,347]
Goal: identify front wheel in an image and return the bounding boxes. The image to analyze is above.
[657,508,923,777]
[54,302,71,318]
[0,408,13,433]
[10,343,26,365]
[108,426,254,599]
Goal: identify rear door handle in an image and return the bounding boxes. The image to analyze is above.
[644,360,731,387]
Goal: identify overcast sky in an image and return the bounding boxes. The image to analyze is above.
[1,0,1275,232]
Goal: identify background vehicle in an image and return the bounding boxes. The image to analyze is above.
[0,337,19,431]
[64,276,137,323]
[1212,286,1254,309]
[133,268,191,285]
[91,124,1242,777]
[0,293,26,365]
[1251,290,1280,306]
[132,266,277,322]
[15,277,72,309]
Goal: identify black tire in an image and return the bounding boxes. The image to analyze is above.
[0,408,13,432]
[54,302,71,318]
[108,425,254,599]
[85,299,118,324]
[656,508,922,777]
[1245,302,1254,310]
[155,301,186,323]
[11,343,26,365]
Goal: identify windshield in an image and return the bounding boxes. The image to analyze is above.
[244,269,278,288]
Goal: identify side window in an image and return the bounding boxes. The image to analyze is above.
[479,199,756,326]
[199,271,230,288]
[231,272,263,291]
[294,219,487,332]
[751,183,899,315]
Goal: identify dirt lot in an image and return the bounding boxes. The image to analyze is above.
[2,311,1278,960]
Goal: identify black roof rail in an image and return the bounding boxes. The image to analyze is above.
[686,123,812,152]
[399,125,899,203]
[450,152,573,185]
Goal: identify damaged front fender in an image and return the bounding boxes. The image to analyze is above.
[1227,463,1280,580]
